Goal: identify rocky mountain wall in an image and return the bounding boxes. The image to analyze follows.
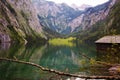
[0,0,46,43]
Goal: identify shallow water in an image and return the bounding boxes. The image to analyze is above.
[0,42,118,80]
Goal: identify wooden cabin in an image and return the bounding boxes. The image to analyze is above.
[95,35,120,53]
[95,35,120,63]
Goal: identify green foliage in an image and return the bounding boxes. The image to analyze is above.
[107,1,120,34]
[90,58,97,65]
[74,20,106,43]
[7,25,25,43]
[26,35,46,44]
[49,37,76,47]
[0,13,2,18]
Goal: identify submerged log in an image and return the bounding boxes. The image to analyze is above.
[0,58,120,79]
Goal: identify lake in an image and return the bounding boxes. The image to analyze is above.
[0,41,118,80]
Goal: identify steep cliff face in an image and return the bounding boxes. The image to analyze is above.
[0,0,45,43]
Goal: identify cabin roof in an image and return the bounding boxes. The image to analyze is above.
[95,35,120,43]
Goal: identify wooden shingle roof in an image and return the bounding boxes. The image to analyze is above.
[95,35,120,43]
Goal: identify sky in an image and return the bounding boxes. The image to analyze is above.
[47,0,109,7]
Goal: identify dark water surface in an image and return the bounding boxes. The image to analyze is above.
[0,42,117,80]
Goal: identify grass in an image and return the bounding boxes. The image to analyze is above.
[49,37,76,47]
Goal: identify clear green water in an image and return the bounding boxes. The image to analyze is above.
[0,42,114,80]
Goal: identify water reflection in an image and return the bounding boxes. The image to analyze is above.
[0,42,114,80]
[39,44,95,74]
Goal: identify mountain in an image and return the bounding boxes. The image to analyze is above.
[0,0,46,43]
[74,0,116,32]
[33,0,116,35]
[1,0,116,43]
[73,0,118,42]
[33,0,82,34]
